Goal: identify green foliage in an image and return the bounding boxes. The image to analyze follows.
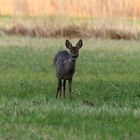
[0,36,140,140]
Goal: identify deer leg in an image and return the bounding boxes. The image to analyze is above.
[56,79,62,98]
[68,78,72,98]
[63,80,66,98]
[59,80,62,97]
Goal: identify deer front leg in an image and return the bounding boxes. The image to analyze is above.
[68,78,72,98]
[56,79,62,98]
[59,80,62,97]
[63,80,66,98]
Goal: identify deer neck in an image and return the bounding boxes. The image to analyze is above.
[68,58,76,67]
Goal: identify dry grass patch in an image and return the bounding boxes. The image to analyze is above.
[1,24,140,40]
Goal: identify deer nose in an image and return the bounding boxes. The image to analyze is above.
[71,57,76,61]
[71,55,77,61]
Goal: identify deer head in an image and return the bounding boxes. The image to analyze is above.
[65,39,83,61]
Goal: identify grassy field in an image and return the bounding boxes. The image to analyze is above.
[0,35,140,140]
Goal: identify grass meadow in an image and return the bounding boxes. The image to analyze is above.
[0,35,140,139]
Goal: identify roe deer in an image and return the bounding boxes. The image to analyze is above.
[54,39,83,98]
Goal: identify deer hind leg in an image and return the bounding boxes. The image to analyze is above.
[56,79,62,98]
[63,80,66,98]
[68,78,72,98]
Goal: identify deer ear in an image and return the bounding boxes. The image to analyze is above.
[76,39,83,49]
[65,40,72,49]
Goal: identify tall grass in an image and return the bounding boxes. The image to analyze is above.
[0,1,140,39]
[0,0,140,17]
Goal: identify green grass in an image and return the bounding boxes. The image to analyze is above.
[0,35,140,140]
